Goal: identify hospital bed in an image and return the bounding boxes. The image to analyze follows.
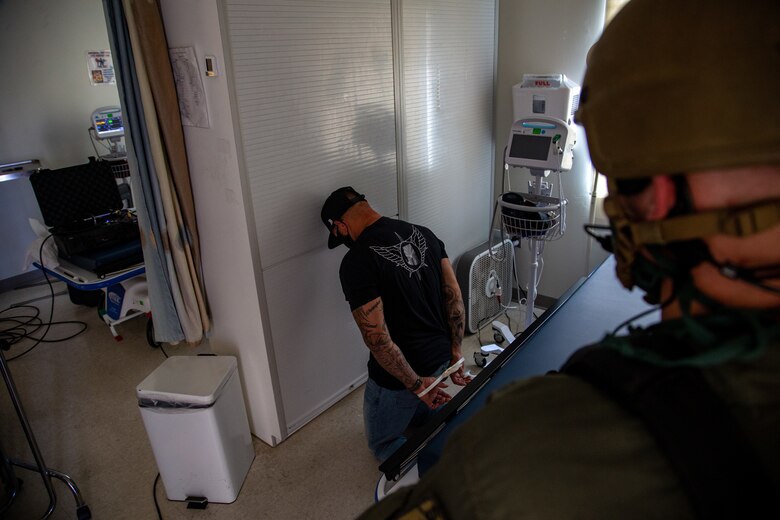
[376,254,660,497]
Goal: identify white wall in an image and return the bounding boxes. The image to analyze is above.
[494,0,608,300]
[0,0,121,280]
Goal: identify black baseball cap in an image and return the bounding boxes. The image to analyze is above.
[321,186,366,249]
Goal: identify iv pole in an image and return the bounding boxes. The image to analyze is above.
[524,168,547,328]
[0,340,91,519]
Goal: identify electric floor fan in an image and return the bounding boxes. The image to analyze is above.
[454,238,514,366]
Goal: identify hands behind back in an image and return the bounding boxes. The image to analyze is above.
[449,355,472,386]
[449,366,472,386]
[416,376,450,409]
[415,357,472,409]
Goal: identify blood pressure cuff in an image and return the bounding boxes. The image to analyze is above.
[500,192,551,238]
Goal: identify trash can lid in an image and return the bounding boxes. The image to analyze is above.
[136,355,238,407]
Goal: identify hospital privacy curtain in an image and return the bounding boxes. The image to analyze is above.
[103,0,210,344]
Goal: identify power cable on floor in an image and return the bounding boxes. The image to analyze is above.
[153,472,164,520]
[1,236,88,361]
[0,304,88,361]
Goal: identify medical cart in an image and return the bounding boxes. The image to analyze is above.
[33,259,158,346]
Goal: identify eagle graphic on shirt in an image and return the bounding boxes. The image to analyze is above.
[370,226,429,277]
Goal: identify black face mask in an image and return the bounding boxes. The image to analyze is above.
[332,219,355,249]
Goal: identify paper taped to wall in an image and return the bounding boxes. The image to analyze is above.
[169,46,209,129]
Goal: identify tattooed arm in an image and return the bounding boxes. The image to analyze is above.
[440,258,471,386]
[352,297,451,409]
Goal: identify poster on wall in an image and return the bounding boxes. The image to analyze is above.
[169,47,210,129]
[86,50,116,85]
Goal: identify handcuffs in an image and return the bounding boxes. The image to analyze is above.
[415,358,465,398]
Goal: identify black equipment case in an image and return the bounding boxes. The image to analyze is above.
[29,157,143,276]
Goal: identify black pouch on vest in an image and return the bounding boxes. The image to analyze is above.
[561,345,776,519]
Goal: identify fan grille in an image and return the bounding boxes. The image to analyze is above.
[466,239,514,333]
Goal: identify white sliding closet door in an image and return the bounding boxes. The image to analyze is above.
[225,0,398,266]
[223,0,397,435]
[400,0,496,260]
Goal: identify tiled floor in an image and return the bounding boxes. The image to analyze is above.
[0,276,536,519]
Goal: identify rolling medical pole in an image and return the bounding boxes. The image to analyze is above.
[0,340,91,519]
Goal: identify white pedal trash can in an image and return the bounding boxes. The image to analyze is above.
[137,355,255,504]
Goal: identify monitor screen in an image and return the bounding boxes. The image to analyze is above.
[95,114,123,135]
[92,107,124,138]
[509,134,551,161]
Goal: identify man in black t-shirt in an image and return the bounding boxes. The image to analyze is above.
[321,187,472,461]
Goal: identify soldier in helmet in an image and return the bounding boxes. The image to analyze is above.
[358,0,779,518]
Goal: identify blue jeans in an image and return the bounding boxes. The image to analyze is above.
[363,362,448,462]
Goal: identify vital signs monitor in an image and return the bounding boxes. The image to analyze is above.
[505,116,576,172]
[91,107,124,139]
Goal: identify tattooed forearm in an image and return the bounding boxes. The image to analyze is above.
[443,283,465,350]
[352,297,418,388]
[441,259,465,352]
[352,300,391,351]
[372,348,417,389]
